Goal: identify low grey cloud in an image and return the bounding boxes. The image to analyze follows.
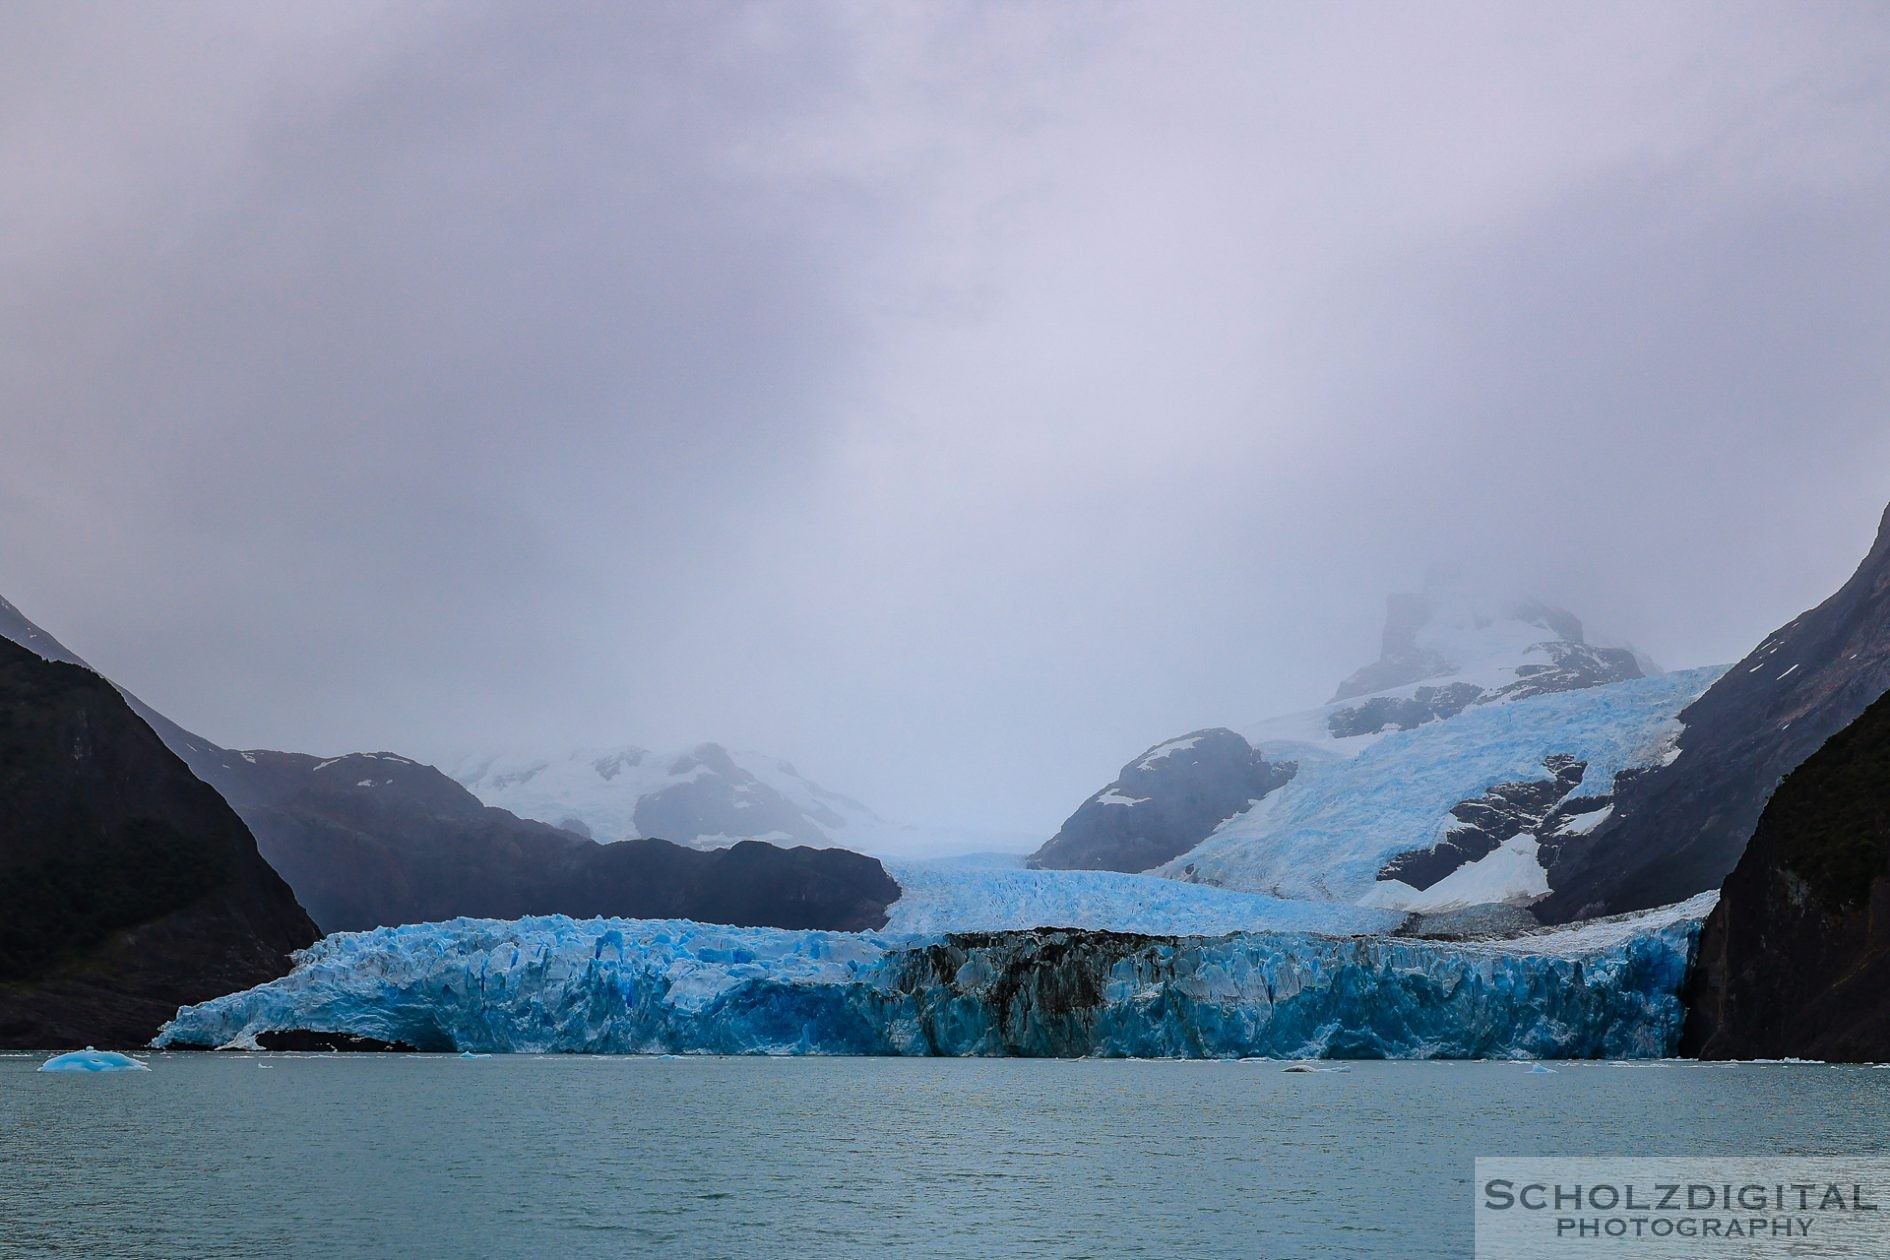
[3,1,1887,835]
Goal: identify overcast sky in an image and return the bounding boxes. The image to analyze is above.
[3,1,1887,836]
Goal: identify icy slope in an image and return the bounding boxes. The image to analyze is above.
[1163,667,1726,907]
[157,896,1710,1059]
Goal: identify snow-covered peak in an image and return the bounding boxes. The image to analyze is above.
[1288,580,1651,747]
[1333,577,1599,703]
[452,743,831,846]
[449,741,980,858]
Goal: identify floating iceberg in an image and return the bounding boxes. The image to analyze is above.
[158,895,1712,1060]
[38,1048,151,1073]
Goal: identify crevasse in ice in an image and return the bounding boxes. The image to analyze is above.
[157,895,1712,1059]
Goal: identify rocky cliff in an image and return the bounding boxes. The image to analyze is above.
[0,638,318,1049]
[1682,689,1890,1060]
[1541,504,1890,921]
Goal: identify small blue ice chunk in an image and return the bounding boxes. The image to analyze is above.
[38,1048,150,1073]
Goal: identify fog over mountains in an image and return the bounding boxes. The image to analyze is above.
[3,5,1888,835]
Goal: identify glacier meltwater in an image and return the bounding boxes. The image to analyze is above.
[157,896,1712,1059]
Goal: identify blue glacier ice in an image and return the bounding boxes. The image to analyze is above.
[1163,666,1728,902]
[39,1048,150,1073]
[156,895,1713,1059]
[882,859,1405,936]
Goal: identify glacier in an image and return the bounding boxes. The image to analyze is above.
[1161,666,1727,903]
[883,858,1404,937]
[157,895,1712,1059]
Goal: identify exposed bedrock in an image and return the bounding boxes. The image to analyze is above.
[0,637,317,1049]
[1029,729,1295,873]
[1683,689,1890,1061]
[1542,503,1890,921]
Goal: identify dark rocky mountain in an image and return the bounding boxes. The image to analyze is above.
[231,750,899,932]
[0,637,317,1049]
[0,598,902,935]
[1029,729,1295,872]
[1540,504,1890,922]
[0,595,227,773]
[1682,690,1890,1061]
[1325,682,1486,739]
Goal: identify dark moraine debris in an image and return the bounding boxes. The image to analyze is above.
[0,637,318,1050]
[1401,903,1541,940]
[1028,729,1294,873]
[1683,689,1890,1061]
[1326,682,1484,739]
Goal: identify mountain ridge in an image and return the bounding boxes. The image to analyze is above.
[1539,502,1890,921]
[0,636,318,1048]
[0,598,903,935]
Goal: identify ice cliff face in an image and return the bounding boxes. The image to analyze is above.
[157,897,1710,1059]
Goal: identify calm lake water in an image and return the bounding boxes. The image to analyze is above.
[3,1054,1887,1259]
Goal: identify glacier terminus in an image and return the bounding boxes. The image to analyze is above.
[159,895,1711,1060]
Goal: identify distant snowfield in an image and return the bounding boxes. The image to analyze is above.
[450,742,1037,859]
